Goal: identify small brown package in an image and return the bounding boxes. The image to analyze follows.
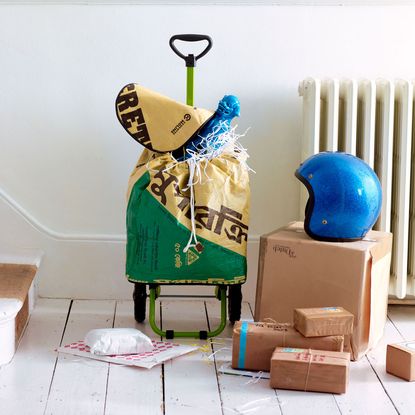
[270,347,350,394]
[232,321,344,371]
[294,307,354,337]
[386,341,415,381]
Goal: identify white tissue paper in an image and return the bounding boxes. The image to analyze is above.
[84,328,154,355]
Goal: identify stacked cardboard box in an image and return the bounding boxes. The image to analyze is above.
[232,321,344,372]
[232,305,355,393]
[294,307,354,337]
[255,222,392,360]
[270,348,350,394]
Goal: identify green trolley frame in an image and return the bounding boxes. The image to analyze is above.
[132,34,244,339]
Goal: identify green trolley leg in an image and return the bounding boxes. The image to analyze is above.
[148,286,227,339]
[208,287,227,337]
[149,287,164,337]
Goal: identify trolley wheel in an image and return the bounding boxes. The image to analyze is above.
[214,285,223,300]
[228,285,242,324]
[133,283,147,323]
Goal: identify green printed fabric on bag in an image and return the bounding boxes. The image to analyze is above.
[126,171,247,284]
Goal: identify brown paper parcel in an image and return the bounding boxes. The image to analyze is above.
[386,341,415,381]
[270,347,350,394]
[232,321,344,372]
[116,83,213,152]
[294,307,354,337]
[255,222,393,361]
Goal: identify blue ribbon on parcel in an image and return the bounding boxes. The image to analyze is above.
[238,321,249,369]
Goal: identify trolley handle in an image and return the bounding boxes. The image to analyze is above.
[169,34,212,67]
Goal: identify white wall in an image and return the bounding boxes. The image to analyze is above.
[1,4,415,301]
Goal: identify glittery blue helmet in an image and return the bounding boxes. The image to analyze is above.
[295,152,382,242]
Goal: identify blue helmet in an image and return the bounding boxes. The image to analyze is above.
[295,152,382,242]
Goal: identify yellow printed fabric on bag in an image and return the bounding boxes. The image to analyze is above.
[126,150,250,284]
[116,84,214,152]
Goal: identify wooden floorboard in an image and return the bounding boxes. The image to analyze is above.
[0,298,70,415]
[334,354,398,415]
[205,301,283,415]
[44,300,116,415]
[161,300,222,415]
[370,307,415,415]
[388,305,415,339]
[104,300,163,415]
[3,299,415,415]
[246,305,341,415]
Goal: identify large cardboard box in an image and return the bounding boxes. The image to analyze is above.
[255,222,392,360]
[270,347,350,394]
[232,321,344,371]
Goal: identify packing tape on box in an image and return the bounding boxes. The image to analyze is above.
[238,321,249,368]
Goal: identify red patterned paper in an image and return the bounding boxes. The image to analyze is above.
[57,340,197,369]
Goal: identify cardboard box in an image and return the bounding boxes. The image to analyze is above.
[386,342,415,381]
[255,222,392,360]
[0,264,36,342]
[270,347,350,394]
[294,307,354,337]
[232,321,344,371]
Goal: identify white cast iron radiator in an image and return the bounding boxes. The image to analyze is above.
[299,78,415,300]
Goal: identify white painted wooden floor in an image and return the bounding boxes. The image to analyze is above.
[1,299,415,415]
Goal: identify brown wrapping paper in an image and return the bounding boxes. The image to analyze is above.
[270,347,350,394]
[232,321,344,372]
[294,307,354,337]
[386,341,415,381]
[255,222,392,360]
[116,83,213,152]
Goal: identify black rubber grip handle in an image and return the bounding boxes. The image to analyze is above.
[169,34,212,67]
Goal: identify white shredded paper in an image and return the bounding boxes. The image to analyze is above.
[57,340,197,369]
[167,124,253,254]
[219,363,270,379]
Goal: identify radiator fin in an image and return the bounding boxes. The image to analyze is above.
[299,78,415,299]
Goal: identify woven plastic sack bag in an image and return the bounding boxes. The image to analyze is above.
[126,149,250,285]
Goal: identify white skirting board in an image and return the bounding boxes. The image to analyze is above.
[3,193,410,305]
[0,188,260,304]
